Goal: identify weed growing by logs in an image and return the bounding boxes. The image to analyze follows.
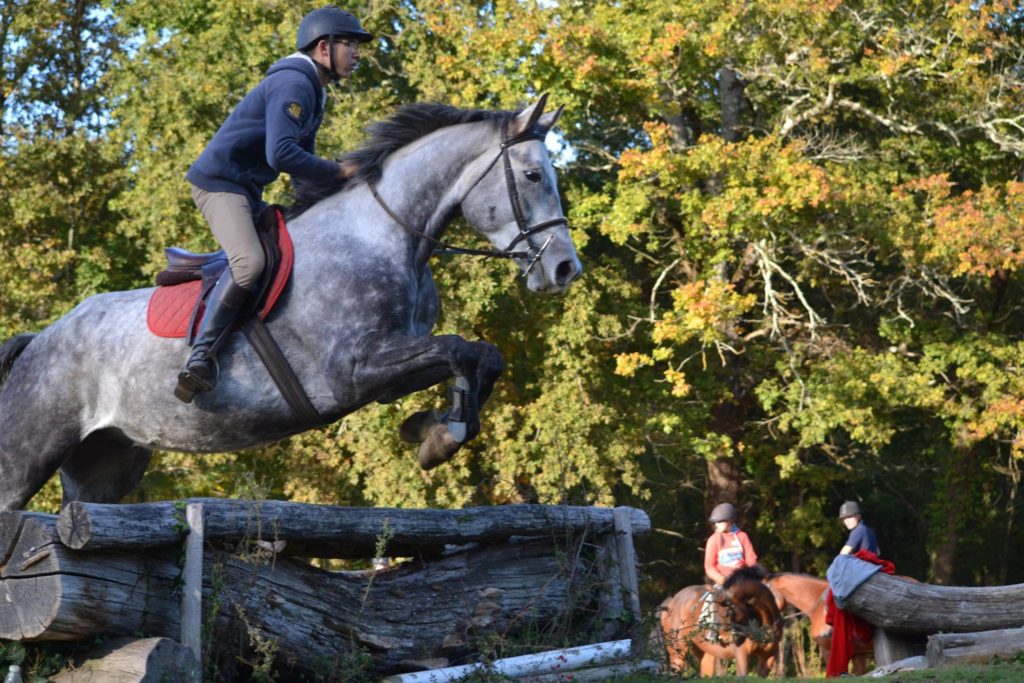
[360,518,393,611]
[1,640,71,682]
[201,562,227,681]
[234,475,282,566]
[234,602,279,683]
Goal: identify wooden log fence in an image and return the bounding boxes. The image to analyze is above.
[841,572,1024,634]
[1,502,649,680]
[827,557,1024,674]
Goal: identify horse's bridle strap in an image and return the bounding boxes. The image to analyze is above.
[369,117,568,271]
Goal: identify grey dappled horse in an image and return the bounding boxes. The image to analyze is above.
[0,96,581,511]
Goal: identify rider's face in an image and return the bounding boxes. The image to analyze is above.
[714,520,730,533]
[331,38,360,77]
[313,38,360,80]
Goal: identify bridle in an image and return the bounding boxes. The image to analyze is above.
[369,117,568,278]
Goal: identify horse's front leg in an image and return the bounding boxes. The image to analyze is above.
[698,652,716,677]
[347,333,502,469]
[734,646,750,676]
[390,340,504,469]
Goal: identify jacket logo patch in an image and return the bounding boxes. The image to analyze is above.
[287,102,303,119]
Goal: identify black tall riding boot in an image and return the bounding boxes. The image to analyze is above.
[174,271,252,403]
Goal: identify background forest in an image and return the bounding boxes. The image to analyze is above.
[3,0,1024,605]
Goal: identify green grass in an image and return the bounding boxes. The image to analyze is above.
[608,660,1024,682]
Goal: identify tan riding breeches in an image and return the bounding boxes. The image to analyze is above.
[190,183,265,289]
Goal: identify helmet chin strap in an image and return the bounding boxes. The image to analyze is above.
[313,36,343,82]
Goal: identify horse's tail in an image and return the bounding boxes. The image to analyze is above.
[0,333,35,387]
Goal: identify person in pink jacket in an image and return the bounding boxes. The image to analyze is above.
[704,502,758,586]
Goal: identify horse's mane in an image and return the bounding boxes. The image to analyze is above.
[723,566,768,591]
[287,103,516,219]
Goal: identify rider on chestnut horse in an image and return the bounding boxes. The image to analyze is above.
[702,502,761,641]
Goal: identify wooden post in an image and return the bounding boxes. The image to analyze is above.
[180,504,204,664]
[596,528,625,641]
[873,628,921,667]
[612,507,642,655]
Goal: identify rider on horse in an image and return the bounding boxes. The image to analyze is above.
[702,502,760,641]
[177,6,371,402]
[705,502,759,586]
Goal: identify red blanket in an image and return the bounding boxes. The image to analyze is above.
[825,550,895,677]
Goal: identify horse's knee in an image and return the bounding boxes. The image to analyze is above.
[477,342,506,378]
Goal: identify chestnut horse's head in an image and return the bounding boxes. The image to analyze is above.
[720,566,781,646]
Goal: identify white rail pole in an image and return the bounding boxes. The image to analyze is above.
[381,639,632,683]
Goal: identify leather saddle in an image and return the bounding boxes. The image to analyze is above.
[148,206,320,427]
[155,206,283,336]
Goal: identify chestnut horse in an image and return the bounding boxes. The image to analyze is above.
[764,572,873,675]
[657,568,783,676]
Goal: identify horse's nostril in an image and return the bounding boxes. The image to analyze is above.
[555,259,579,285]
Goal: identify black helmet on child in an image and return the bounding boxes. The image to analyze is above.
[838,500,861,519]
[297,6,372,51]
[709,502,737,523]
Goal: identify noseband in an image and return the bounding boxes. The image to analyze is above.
[369,117,568,278]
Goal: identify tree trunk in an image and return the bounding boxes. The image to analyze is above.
[704,66,753,514]
[929,436,977,584]
[719,67,746,143]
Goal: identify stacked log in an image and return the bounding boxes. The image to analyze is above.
[50,638,200,683]
[926,628,1024,667]
[841,572,1024,634]
[1,503,649,680]
[0,511,180,641]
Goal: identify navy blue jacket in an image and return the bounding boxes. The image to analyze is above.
[844,522,879,555]
[186,55,338,211]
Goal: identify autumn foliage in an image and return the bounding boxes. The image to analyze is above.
[2,0,1023,592]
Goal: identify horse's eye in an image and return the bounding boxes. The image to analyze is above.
[524,170,542,183]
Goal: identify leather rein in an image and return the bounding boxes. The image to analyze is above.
[369,118,567,277]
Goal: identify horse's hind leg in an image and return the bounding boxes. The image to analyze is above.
[0,409,82,512]
[59,430,152,505]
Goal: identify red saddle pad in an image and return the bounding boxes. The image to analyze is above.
[147,211,294,338]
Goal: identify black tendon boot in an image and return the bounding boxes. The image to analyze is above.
[174,271,252,403]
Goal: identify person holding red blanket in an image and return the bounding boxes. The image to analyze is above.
[825,502,893,677]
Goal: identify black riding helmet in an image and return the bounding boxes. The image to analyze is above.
[838,500,861,519]
[708,502,737,523]
[297,6,372,81]
[297,6,372,50]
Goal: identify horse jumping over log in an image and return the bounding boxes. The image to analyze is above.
[765,572,873,675]
[656,567,783,677]
[0,96,581,511]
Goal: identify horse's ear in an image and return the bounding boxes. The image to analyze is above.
[537,104,563,134]
[509,93,549,138]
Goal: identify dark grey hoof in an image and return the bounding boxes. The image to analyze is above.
[174,382,197,404]
[400,410,441,443]
[417,423,461,470]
